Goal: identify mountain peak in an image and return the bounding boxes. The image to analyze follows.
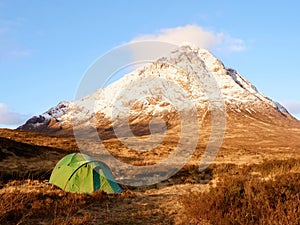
[18,46,297,133]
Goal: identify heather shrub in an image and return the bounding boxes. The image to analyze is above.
[182,160,300,225]
[0,185,104,225]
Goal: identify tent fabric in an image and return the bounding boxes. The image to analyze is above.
[49,153,122,194]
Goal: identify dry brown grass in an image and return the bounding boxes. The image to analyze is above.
[0,128,78,151]
[0,180,175,225]
[0,112,300,224]
[1,160,300,224]
[182,159,300,225]
[0,180,107,225]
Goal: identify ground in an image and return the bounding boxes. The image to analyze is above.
[0,113,299,224]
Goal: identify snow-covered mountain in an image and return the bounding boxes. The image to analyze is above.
[18,101,69,132]
[18,46,296,134]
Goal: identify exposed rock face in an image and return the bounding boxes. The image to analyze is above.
[18,101,69,132]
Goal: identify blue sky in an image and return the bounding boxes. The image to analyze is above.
[0,0,299,128]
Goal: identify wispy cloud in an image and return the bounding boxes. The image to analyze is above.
[0,103,28,126]
[0,19,32,59]
[0,27,7,35]
[216,33,246,53]
[10,48,32,57]
[131,24,246,53]
[281,101,300,119]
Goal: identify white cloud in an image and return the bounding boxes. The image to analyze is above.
[0,103,27,125]
[281,101,300,119]
[131,24,246,53]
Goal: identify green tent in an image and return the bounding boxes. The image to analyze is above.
[49,153,122,194]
